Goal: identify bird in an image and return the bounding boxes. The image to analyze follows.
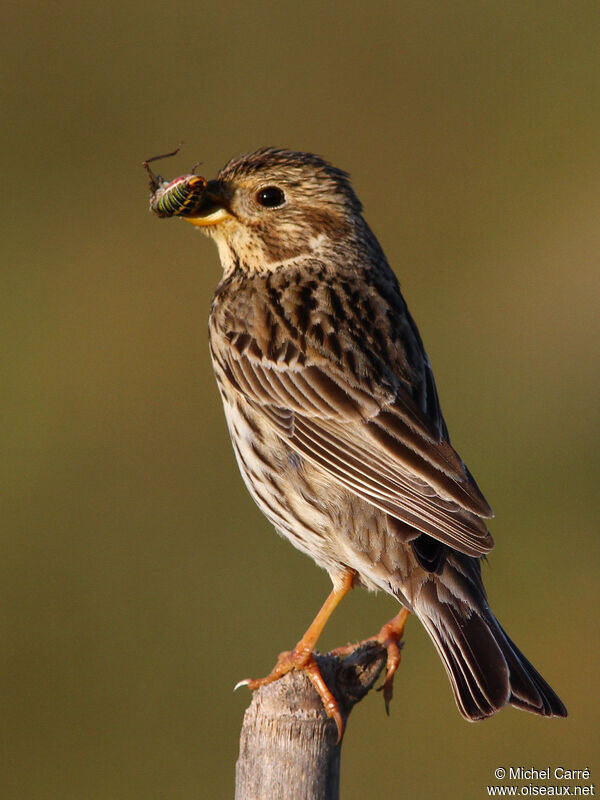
[149,146,567,739]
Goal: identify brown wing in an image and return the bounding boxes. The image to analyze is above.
[216,326,494,558]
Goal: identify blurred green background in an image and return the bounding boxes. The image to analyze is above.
[2,2,599,798]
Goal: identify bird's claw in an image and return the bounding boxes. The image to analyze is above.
[235,647,345,742]
[373,608,409,714]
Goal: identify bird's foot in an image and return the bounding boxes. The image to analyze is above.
[235,645,345,742]
[375,608,410,712]
[330,607,410,713]
[235,571,355,743]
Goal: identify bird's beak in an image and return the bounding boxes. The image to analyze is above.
[184,180,233,227]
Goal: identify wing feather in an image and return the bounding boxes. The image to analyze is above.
[215,333,493,556]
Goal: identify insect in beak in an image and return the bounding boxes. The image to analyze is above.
[143,147,232,225]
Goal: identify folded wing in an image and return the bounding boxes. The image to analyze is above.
[218,333,494,558]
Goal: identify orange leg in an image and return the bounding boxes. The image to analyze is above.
[331,606,411,713]
[376,607,410,712]
[235,570,355,742]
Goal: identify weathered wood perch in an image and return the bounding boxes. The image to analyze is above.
[235,642,388,800]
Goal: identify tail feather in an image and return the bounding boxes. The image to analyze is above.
[493,621,567,717]
[414,573,567,720]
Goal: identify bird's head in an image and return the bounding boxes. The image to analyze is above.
[184,148,364,274]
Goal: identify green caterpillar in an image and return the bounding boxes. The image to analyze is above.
[143,147,207,218]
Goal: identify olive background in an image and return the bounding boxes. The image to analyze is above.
[2,2,599,798]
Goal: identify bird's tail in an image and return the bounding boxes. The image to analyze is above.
[411,564,567,720]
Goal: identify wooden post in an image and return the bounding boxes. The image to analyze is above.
[235,642,387,800]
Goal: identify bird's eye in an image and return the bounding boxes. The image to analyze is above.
[256,186,285,208]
